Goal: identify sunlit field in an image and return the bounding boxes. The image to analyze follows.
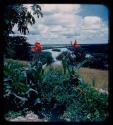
[79,67,108,91]
[45,64,108,91]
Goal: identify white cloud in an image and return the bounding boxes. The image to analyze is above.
[76,16,108,43]
[12,4,108,44]
[82,16,102,30]
[41,4,80,14]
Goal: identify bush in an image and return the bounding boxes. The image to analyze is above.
[5,36,31,61]
[63,83,108,121]
[56,48,86,64]
[32,51,54,65]
[69,47,86,62]
[4,59,29,96]
[4,59,108,121]
[56,51,69,61]
[83,53,108,70]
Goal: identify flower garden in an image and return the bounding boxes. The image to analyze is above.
[3,41,108,122]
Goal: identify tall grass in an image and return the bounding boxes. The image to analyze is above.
[79,67,108,90]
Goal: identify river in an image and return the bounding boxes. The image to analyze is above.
[43,48,68,61]
[42,48,68,65]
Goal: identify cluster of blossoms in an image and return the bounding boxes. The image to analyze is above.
[31,41,42,52]
[71,40,80,48]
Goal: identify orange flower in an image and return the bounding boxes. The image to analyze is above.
[35,42,39,46]
[31,41,42,52]
[31,47,37,52]
[71,40,80,48]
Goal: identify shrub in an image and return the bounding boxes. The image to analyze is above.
[56,51,68,61]
[32,51,54,65]
[4,59,29,96]
[83,53,108,70]
[63,83,108,121]
[4,59,108,122]
[5,36,31,61]
[68,47,86,62]
[5,111,23,119]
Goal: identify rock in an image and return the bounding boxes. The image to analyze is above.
[99,89,108,94]
[25,112,39,121]
[95,88,108,95]
[8,112,47,122]
[9,116,26,121]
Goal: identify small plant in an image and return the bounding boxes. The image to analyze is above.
[4,59,28,95]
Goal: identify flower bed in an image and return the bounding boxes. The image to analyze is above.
[4,57,108,122]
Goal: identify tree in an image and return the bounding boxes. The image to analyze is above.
[3,4,43,60]
[4,4,43,36]
[5,36,32,61]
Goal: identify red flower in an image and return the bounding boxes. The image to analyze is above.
[71,40,80,48]
[31,41,42,52]
[31,47,36,52]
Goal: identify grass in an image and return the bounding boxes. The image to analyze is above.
[4,58,29,65]
[79,67,108,91]
[44,64,108,91]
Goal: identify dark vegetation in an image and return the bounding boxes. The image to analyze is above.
[5,34,108,70]
[3,4,43,61]
[4,4,43,36]
[4,36,54,66]
[4,57,108,121]
[81,44,108,54]
[32,51,53,65]
[83,53,108,70]
[56,47,86,63]
[57,44,108,70]
[4,36,31,61]
[80,44,108,70]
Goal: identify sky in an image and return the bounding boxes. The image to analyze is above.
[12,4,109,45]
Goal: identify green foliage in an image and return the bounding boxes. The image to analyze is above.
[57,48,86,63]
[5,36,31,61]
[56,51,69,61]
[83,53,108,70]
[4,59,29,96]
[5,111,23,119]
[41,68,70,103]
[4,4,43,62]
[29,60,44,83]
[72,47,86,62]
[4,59,108,121]
[63,83,108,121]
[32,51,54,65]
[61,53,89,79]
[4,4,43,35]
[34,67,108,121]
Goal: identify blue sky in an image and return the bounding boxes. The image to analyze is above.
[12,4,109,45]
[79,5,108,22]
